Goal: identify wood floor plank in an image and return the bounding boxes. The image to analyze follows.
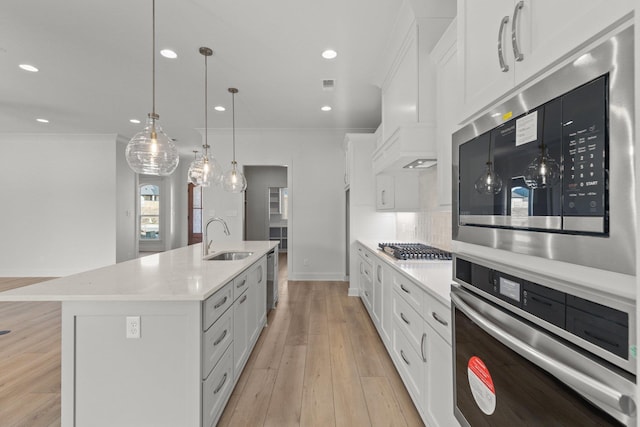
[300,332,335,427]
[225,368,278,427]
[263,344,307,427]
[329,322,372,427]
[361,377,408,427]
[350,332,386,377]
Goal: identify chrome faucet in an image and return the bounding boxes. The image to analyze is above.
[203,217,231,256]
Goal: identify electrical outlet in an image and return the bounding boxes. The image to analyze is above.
[126,316,140,339]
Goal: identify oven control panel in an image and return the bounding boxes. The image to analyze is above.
[454,257,630,361]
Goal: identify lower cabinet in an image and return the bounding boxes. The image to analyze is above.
[202,254,268,427]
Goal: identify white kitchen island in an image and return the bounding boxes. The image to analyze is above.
[0,241,278,427]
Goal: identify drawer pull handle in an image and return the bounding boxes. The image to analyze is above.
[213,296,228,309]
[432,312,449,326]
[400,350,410,366]
[421,333,427,362]
[400,312,410,325]
[239,295,247,304]
[237,278,247,288]
[400,284,410,294]
[214,373,228,395]
[213,329,228,346]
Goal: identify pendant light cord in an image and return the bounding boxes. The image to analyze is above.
[204,53,208,155]
[151,0,156,117]
[231,91,236,163]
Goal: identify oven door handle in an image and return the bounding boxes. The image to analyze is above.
[451,290,637,417]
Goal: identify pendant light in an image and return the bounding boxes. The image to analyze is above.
[222,88,247,192]
[474,140,503,195]
[196,47,222,187]
[125,0,179,176]
[187,150,203,185]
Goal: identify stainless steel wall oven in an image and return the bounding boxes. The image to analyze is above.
[452,24,635,276]
[452,254,636,426]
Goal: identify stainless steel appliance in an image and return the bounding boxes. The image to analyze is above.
[266,248,278,309]
[452,255,636,426]
[452,24,635,276]
[378,242,452,260]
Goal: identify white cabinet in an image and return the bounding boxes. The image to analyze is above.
[458,0,633,121]
[379,262,393,347]
[375,172,420,212]
[358,245,374,314]
[251,257,267,343]
[431,19,458,207]
[424,320,457,427]
[233,286,252,378]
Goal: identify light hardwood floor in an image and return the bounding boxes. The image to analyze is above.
[0,254,424,427]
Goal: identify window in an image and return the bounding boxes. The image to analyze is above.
[140,184,160,240]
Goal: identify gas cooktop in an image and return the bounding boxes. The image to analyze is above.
[378,243,452,261]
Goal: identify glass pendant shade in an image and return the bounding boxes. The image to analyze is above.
[474,161,503,195]
[126,115,179,176]
[523,146,561,189]
[222,161,247,192]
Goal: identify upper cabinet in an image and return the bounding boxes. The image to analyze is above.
[458,0,633,122]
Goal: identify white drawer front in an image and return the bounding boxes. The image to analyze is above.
[393,289,425,355]
[234,272,249,294]
[202,344,234,427]
[202,307,233,379]
[392,271,424,313]
[425,296,452,345]
[203,281,233,331]
[392,321,425,412]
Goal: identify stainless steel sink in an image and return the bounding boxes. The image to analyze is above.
[204,251,253,261]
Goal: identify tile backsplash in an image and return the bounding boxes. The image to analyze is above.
[396,166,452,251]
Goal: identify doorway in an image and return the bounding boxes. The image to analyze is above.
[187,183,203,245]
[244,166,288,252]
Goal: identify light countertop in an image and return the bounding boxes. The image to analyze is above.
[358,241,453,305]
[0,241,278,302]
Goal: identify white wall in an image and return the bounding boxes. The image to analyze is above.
[116,136,137,262]
[201,129,348,281]
[0,133,118,276]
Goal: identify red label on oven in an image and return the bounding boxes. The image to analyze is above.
[467,356,496,415]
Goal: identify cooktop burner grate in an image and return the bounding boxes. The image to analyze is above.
[378,242,452,260]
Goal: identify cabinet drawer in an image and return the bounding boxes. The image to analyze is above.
[392,322,425,412]
[203,281,233,331]
[203,344,234,427]
[393,289,425,354]
[202,307,233,379]
[425,297,452,345]
[392,271,424,313]
[234,272,249,294]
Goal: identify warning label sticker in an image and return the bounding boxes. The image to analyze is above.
[467,356,496,415]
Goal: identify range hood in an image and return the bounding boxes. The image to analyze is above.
[372,123,437,174]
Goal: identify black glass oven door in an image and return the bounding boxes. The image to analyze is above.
[451,287,635,426]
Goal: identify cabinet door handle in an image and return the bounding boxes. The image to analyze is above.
[236,278,247,289]
[400,312,410,325]
[512,1,525,62]
[381,189,386,205]
[377,265,382,283]
[258,266,263,283]
[213,329,228,346]
[497,15,510,72]
[365,291,369,298]
[421,332,427,362]
[432,311,449,327]
[400,284,410,294]
[400,350,410,366]
[213,372,228,395]
[239,294,247,304]
[213,296,228,309]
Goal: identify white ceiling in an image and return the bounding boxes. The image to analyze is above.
[0,0,444,154]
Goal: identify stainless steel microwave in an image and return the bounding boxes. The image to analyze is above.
[452,24,635,276]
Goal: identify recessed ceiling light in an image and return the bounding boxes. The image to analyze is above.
[214,106,226,112]
[19,64,38,72]
[36,118,49,123]
[322,49,337,60]
[160,49,177,59]
[321,106,332,112]
[130,118,141,124]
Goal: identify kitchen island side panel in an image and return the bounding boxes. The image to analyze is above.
[61,301,202,427]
